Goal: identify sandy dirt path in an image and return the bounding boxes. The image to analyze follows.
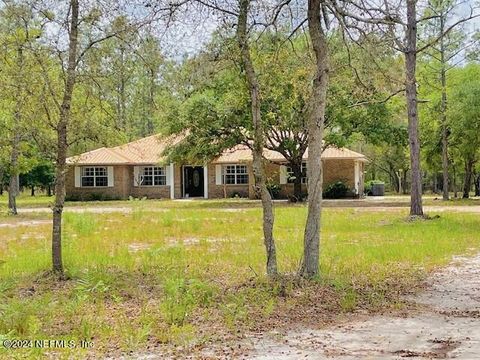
[247,254,480,359]
[352,205,480,213]
[14,204,480,214]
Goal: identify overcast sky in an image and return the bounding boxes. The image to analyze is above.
[150,0,479,61]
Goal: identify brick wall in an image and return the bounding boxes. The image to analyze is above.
[173,164,182,199]
[264,159,359,199]
[206,163,252,199]
[65,165,131,200]
[66,159,363,201]
[323,159,355,188]
[66,165,172,200]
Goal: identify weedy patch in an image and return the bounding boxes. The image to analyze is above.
[1,204,480,358]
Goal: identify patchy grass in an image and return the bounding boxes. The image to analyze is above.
[0,192,55,209]
[423,197,480,206]
[1,204,480,358]
[2,191,480,214]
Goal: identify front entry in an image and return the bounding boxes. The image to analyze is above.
[183,166,204,198]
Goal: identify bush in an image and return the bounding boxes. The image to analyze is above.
[65,193,120,201]
[365,180,385,196]
[266,182,281,199]
[323,181,349,199]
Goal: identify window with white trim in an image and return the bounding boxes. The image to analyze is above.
[223,164,248,185]
[81,166,108,187]
[140,166,166,186]
[286,162,307,184]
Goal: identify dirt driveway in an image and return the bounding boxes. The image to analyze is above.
[14,203,480,215]
[247,254,480,359]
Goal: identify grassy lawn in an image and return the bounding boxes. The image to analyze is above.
[0,193,55,209]
[1,203,480,358]
[2,192,480,213]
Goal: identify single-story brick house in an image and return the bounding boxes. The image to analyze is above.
[65,134,367,200]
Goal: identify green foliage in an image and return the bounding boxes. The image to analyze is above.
[74,272,112,301]
[161,30,402,169]
[64,213,97,237]
[448,64,480,164]
[266,181,281,199]
[323,181,350,199]
[65,193,121,202]
[20,163,55,190]
[161,278,215,326]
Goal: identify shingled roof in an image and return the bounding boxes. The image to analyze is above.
[67,134,367,165]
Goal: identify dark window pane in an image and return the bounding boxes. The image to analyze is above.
[154,176,166,186]
[95,176,108,187]
[82,177,94,187]
[143,175,153,186]
[154,167,165,176]
[237,165,247,174]
[83,167,95,176]
[225,174,236,184]
[237,174,248,184]
[95,167,107,176]
[143,167,152,176]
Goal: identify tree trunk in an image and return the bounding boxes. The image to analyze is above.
[439,14,450,201]
[8,144,19,215]
[403,170,409,194]
[440,67,449,201]
[145,68,156,136]
[463,158,474,199]
[474,173,480,197]
[474,174,480,197]
[118,44,127,131]
[396,170,403,194]
[300,0,328,278]
[31,186,35,197]
[237,0,277,276]
[292,162,303,202]
[389,168,399,193]
[405,0,424,216]
[453,163,458,198]
[47,185,52,197]
[52,0,79,276]
[8,45,24,215]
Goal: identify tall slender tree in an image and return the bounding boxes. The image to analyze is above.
[299,0,329,277]
[0,4,37,214]
[32,0,158,276]
[331,0,479,216]
[420,0,472,200]
[237,0,278,275]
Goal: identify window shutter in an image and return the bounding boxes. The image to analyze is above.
[169,163,175,199]
[74,167,81,188]
[215,165,222,185]
[354,161,360,194]
[107,166,114,187]
[165,165,171,186]
[279,165,288,185]
[133,166,140,187]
